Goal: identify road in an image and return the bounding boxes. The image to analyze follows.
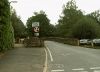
[45,41,100,72]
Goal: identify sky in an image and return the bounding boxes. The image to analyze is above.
[9,0,100,25]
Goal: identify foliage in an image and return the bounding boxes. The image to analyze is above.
[0,0,14,51]
[87,10,100,24]
[71,17,99,39]
[11,11,27,39]
[56,0,83,37]
[49,24,56,36]
[54,0,100,39]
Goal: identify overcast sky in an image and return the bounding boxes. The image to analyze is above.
[9,0,100,25]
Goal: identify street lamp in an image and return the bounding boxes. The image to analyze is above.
[9,0,18,21]
[9,0,17,15]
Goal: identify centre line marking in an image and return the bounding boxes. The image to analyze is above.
[51,69,64,72]
[72,68,84,71]
[46,46,53,62]
[90,67,100,70]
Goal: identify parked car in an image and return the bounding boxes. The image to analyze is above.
[92,39,100,45]
[79,39,92,45]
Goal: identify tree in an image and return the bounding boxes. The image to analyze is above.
[88,10,100,24]
[86,10,100,37]
[0,0,14,51]
[49,24,56,36]
[57,0,83,37]
[71,17,99,39]
[11,11,27,42]
[54,0,100,39]
[26,11,51,37]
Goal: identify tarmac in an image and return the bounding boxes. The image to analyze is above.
[0,47,45,72]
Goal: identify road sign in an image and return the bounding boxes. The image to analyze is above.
[34,33,39,36]
[32,22,39,27]
[32,22,39,37]
[34,27,39,32]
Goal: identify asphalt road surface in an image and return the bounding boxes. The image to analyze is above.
[45,41,100,72]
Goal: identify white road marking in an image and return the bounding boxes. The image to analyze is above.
[43,48,48,72]
[80,71,88,72]
[51,69,64,72]
[53,64,64,68]
[90,67,100,70]
[94,70,100,72]
[46,46,53,62]
[72,68,84,71]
